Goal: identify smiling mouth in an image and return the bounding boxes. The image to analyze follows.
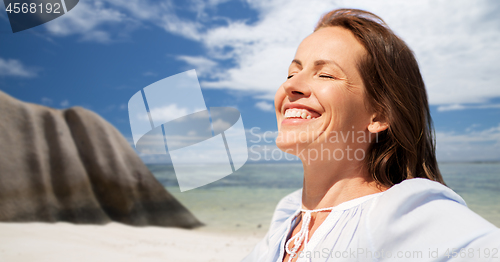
[284,108,320,120]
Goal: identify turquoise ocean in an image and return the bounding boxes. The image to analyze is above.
[148,162,500,236]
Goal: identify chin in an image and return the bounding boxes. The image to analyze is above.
[275,132,306,156]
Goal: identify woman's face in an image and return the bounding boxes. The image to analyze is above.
[275,26,374,159]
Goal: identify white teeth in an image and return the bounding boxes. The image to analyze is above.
[283,108,317,119]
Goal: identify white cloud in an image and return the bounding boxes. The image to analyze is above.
[0,58,37,77]
[197,0,336,95]
[339,0,500,106]
[203,0,500,106]
[437,103,500,112]
[436,124,500,162]
[40,0,226,42]
[159,13,203,41]
[176,55,217,77]
[145,104,189,123]
[41,97,53,106]
[186,0,232,19]
[44,0,127,43]
[255,101,274,112]
[35,0,500,106]
[60,100,70,107]
[211,118,231,131]
[173,0,500,106]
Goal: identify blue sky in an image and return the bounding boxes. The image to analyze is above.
[1,0,499,162]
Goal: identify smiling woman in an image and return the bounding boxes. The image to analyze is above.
[242,8,500,262]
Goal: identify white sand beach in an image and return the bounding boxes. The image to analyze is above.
[0,222,263,262]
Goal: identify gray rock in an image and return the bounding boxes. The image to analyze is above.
[0,91,202,228]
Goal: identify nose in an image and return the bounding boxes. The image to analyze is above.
[282,73,311,100]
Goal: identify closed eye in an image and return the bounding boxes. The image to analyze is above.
[287,75,294,79]
[319,75,336,79]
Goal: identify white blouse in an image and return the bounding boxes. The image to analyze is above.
[242,178,500,262]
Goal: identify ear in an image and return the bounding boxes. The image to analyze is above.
[367,113,389,133]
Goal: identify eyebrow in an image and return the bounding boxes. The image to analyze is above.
[291,59,302,67]
[291,59,346,75]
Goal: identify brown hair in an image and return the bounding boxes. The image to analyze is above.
[315,9,445,187]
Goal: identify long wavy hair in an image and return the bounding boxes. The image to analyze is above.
[315,9,445,187]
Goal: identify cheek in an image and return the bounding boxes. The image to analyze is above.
[319,89,368,126]
[317,88,346,116]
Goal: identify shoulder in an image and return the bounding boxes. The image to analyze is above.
[366,178,500,253]
[376,177,466,211]
[366,178,469,231]
[368,177,476,226]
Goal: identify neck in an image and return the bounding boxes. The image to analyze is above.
[301,156,385,210]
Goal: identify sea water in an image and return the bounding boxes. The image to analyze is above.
[148,162,500,236]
